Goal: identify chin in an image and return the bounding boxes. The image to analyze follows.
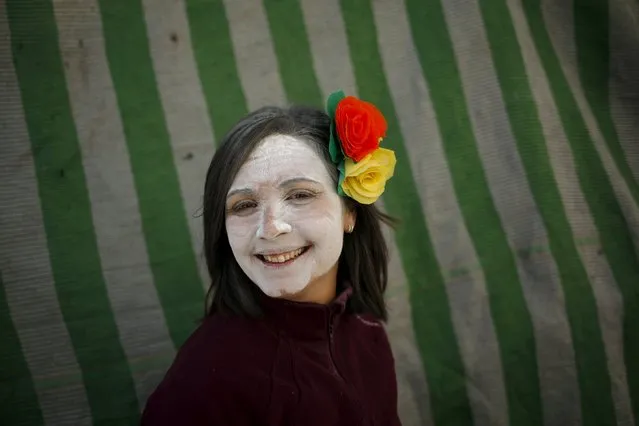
[259,282,308,299]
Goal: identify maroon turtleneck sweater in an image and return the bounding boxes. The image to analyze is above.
[141,288,401,425]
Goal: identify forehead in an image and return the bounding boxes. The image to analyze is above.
[230,134,333,189]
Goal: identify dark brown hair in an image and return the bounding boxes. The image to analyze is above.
[203,105,395,321]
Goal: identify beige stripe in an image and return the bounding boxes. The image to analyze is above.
[299,0,357,98]
[541,0,577,71]
[542,0,639,247]
[222,0,286,109]
[300,1,431,424]
[373,1,509,425]
[0,8,92,426]
[609,0,639,183]
[141,0,214,290]
[511,1,636,424]
[444,1,582,425]
[377,209,431,426]
[52,0,175,405]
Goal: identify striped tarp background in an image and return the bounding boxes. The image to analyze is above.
[1,0,638,425]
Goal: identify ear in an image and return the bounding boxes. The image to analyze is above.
[343,208,356,233]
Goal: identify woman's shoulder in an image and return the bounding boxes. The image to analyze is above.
[172,313,278,379]
[343,312,388,336]
[339,312,395,359]
[141,314,276,424]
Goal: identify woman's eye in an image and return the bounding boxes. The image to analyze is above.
[288,191,316,202]
[231,200,257,213]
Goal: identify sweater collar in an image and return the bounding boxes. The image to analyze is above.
[259,286,353,341]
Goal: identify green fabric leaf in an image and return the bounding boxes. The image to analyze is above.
[327,90,347,193]
[327,90,346,165]
[329,121,345,165]
[337,160,346,196]
[326,90,345,119]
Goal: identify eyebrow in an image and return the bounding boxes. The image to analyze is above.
[226,177,322,199]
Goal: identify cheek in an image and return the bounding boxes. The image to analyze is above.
[293,197,344,240]
[225,216,255,250]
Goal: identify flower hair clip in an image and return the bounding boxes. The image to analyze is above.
[326,90,397,205]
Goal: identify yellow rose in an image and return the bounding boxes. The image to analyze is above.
[341,148,396,204]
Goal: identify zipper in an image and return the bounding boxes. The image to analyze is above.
[327,314,346,381]
[328,311,367,423]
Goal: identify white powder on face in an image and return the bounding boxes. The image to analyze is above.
[225,134,347,298]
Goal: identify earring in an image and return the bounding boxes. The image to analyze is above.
[347,224,354,233]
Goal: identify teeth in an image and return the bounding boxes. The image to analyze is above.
[262,248,304,264]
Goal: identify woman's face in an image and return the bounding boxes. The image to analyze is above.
[225,134,353,299]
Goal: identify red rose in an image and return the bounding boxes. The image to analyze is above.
[335,96,387,162]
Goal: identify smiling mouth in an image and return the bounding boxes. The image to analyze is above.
[256,246,311,266]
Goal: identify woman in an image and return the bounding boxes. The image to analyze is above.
[142,91,401,425]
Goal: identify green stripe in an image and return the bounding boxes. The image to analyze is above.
[97,0,204,347]
[575,0,639,205]
[522,0,639,422]
[263,0,322,106]
[339,0,474,423]
[185,0,247,140]
[404,0,544,424]
[6,0,140,422]
[480,0,617,424]
[0,274,44,425]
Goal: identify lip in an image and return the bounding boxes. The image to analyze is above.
[254,246,308,256]
[254,246,311,268]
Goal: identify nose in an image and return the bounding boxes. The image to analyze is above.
[256,204,292,240]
